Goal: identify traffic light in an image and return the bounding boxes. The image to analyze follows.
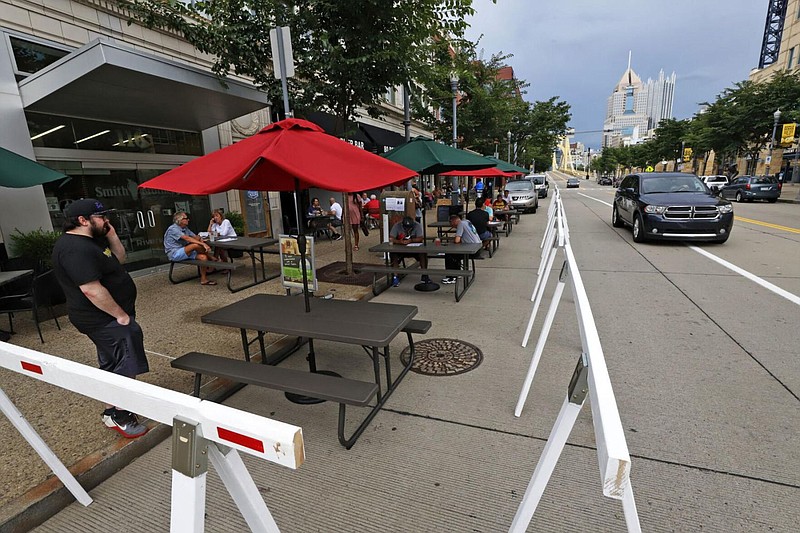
[682,147,693,162]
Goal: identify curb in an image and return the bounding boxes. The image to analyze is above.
[0,334,303,532]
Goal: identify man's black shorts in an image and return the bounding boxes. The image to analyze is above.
[86,318,149,378]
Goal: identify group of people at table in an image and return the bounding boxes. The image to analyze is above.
[386,188,514,288]
[162,209,237,286]
[159,183,514,287]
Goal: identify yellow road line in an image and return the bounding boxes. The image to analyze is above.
[735,216,800,234]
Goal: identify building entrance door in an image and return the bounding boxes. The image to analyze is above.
[41,164,210,270]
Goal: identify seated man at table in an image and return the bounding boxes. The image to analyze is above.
[466,198,493,251]
[389,216,430,287]
[442,214,482,285]
[328,197,343,240]
[163,211,220,286]
[365,194,381,228]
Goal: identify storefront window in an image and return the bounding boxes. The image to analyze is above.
[9,36,70,78]
[41,164,211,269]
[27,112,203,156]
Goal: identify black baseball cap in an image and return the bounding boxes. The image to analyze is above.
[64,198,113,218]
[401,216,416,230]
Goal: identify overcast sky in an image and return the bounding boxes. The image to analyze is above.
[465,0,768,149]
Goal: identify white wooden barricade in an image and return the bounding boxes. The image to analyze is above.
[510,193,641,532]
[0,342,304,533]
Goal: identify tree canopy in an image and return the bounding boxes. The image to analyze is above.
[120,0,479,128]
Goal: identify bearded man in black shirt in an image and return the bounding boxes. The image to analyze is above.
[52,199,149,438]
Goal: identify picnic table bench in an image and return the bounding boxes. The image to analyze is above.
[172,352,379,448]
[366,242,482,302]
[168,259,239,290]
[197,294,426,448]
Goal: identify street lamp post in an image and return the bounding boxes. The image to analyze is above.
[450,72,460,198]
[507,131,511,162]
[768,108,781,177]
[531,158,535,173]
[450,73,459,148]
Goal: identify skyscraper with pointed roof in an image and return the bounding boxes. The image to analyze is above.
[602,53,675,147]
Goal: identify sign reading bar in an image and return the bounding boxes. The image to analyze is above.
[279,234,317,291]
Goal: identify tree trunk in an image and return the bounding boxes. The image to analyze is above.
[342,192,353,275]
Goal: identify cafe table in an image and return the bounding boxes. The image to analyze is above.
[201,293,418,445]
[368,242,482,301]
[211,236,279,292]
[0,270,33,342]
[491,210,515,235]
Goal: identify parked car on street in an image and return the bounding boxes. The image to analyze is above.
[505,178,539,213]
[700,175,729,193]
[719,175,781,203]
[612,172,734,243]
[566,178,580,188]
[530,174,549,198]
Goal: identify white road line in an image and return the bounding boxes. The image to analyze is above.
[574,192,800,306]
[579,192,611,207]
[688,246,800,306]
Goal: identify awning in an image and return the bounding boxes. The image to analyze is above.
[307,112,405,153]
[18,39,269,132]
[0,146,67,188]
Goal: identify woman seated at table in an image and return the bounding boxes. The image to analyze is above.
[483,197,494,220]
[307,197,324,218]
[492,194,509,224]
[207,209,237,262]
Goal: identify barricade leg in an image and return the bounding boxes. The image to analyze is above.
[170,417,208,533]
[622,485,642,533]
[522,249,560,348]
[209,444,281,533]
[0,387,92,506]
[509,395,582,533]
[516,265,567,417]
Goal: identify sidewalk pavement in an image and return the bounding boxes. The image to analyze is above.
[778,180,800,202]
[2,200,797,532]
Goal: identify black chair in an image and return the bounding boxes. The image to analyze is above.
[0,270,62,343]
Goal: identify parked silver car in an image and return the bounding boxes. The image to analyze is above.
[505,178,539,213]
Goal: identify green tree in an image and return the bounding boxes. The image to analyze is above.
[120,0,479,273]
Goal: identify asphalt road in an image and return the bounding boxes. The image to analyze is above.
[549,171,799,494]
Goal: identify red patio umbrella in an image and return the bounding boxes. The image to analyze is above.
[138,118,416,194]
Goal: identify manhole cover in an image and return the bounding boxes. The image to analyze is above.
[400,338,483,376]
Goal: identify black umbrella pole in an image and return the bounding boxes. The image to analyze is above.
[297,234,311,313]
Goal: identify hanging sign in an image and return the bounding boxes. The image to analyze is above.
[781,123,796,146]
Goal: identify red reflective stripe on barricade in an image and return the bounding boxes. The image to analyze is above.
[217,427,265,453]
[21,361,43,374]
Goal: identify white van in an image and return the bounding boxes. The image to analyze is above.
[530,174,549,198]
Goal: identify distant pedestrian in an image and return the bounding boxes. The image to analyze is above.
[348,192,363,250]
[52,199,149,438]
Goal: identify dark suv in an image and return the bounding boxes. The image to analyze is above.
[719,175,781,203]
[612,172,734,243]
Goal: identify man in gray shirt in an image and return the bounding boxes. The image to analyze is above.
[442,214,481,284]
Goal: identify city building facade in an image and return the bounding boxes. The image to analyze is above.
[0,0,425,269]
[603,56,676,148]
[749,0,800,180]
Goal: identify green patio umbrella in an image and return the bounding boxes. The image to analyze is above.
[483,156,529,175]
[0,147,67,188]
[381,137,496,175]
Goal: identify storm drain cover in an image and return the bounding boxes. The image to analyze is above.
[400,338,483,376]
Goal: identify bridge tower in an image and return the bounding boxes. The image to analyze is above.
[759,0,789,69]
